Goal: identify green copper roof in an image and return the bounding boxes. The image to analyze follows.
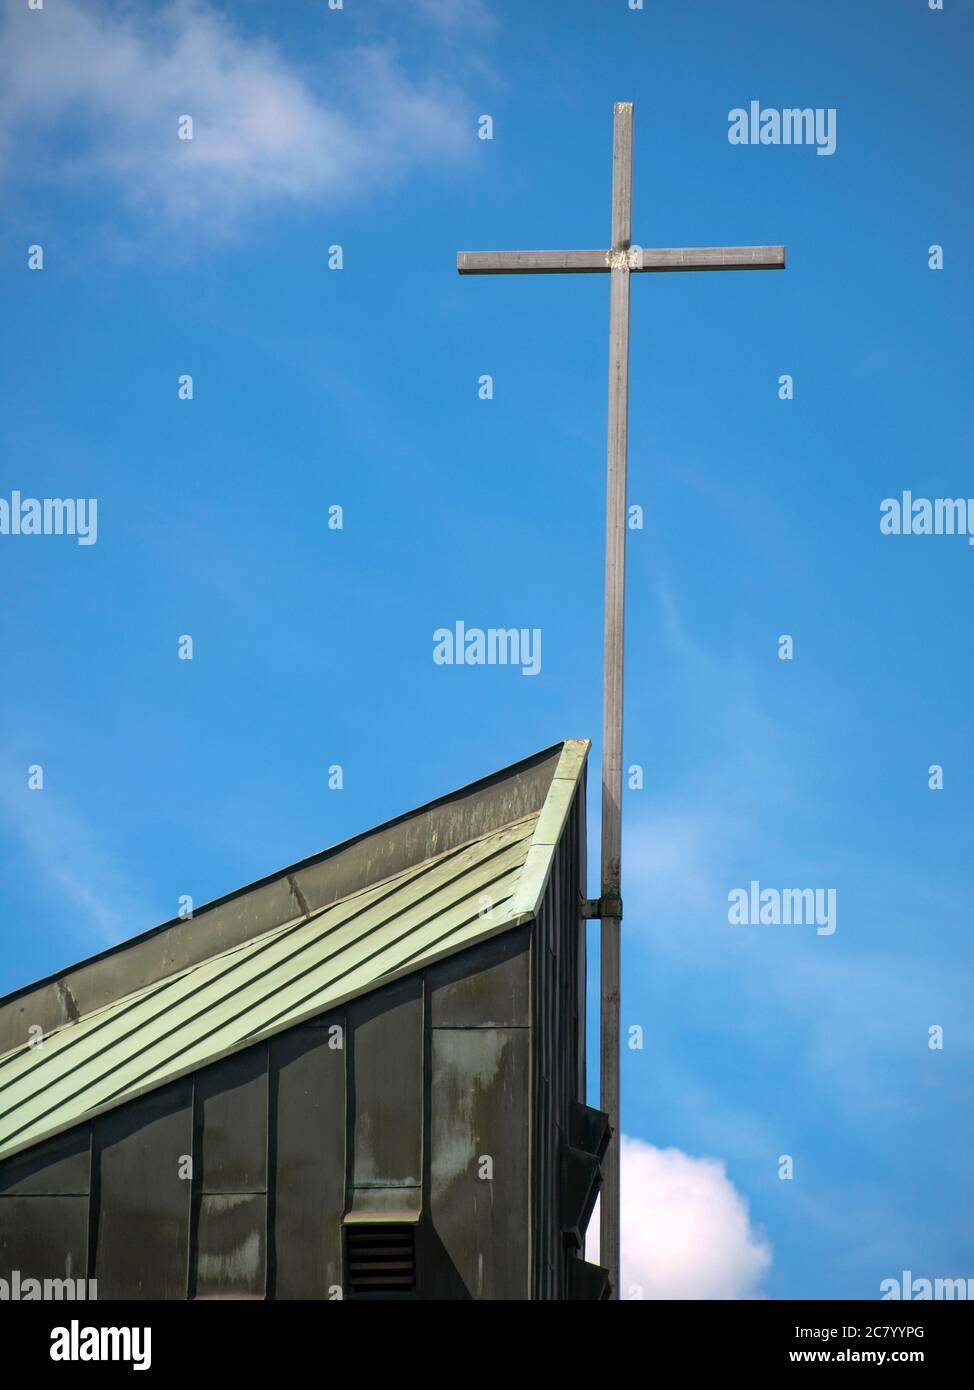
[0,739,588,1162]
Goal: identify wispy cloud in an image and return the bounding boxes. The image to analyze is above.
[0,0,470,237]
[622,584,974,1120]
[413,0,494,31]
[0,756,150,955]
[589,1137,773,1299]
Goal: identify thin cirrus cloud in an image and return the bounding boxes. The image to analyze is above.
[622,584,973,1120]
[414,0,494,30]
[0,0,472,236]
[0,761,151,955]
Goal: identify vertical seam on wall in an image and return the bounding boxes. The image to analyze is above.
[186,1074,200,1299]
[263,1040,273,1300]
[85,1120,96,1285]
[421,972,432,1300]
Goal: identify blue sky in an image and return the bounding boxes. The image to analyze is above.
[1,0,972,1299]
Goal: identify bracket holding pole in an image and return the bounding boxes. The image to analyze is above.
[581,897,623,921]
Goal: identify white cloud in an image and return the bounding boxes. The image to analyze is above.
[0,0,469,235]
[589,1136,773,1299]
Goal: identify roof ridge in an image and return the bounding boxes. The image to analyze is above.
[0,814,539,1079]
[0,742,590,1163]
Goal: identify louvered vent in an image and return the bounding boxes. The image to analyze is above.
[346,1223,416,1295]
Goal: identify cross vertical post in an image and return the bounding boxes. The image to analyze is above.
[599,100,632,1301]
[457,102,784,1303]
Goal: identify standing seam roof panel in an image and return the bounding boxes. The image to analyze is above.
[0,738,590,1164]
[0,815,537,1160]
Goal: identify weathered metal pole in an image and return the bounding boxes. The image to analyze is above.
[457,101,783,1302]
[599,100,632,1300]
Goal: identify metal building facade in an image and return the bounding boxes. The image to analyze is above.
[0,741,608,1300]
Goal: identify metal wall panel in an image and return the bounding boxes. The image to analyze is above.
[429,1027,530,1299]
[196,1045,268,1194]
[350,977,422,1188]
[195,1193,265,1299]
[270,1018,345,1299]
[531,781,587,1299]
[0,1195,88,1285]
[0,1125,90,1196]
[427,927,530,1027]
[0,753,586,1301]
[93,1080,193,1300]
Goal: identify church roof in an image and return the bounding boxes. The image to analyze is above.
[0,739,588,1163]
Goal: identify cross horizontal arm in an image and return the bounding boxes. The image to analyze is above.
[457,249,608,274]
[457,245,785,274]
[641,245,785,271]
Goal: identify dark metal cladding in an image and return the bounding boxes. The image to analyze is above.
[197,1044,268,1194]
[0,1130,92,1291]
[0,743,599,1299]
[427,925,531,1027]
[561,1144,603,1250]
[270,1017,346,1299]
[569,1257,612,1300]
[532,766,607,1297]
[195,1193,266,1299]
[569,1098,612,1161]
[0,1195,88,1286]
[349,976,423,1189]
[92,1080,193,1300]
[429,1026,530,1299]
[0,1126,90,1196]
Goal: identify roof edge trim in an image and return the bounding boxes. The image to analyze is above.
[0,740,571,1013]
[508,739,589,919]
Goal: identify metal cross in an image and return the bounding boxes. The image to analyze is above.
[458,102,785,1299]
